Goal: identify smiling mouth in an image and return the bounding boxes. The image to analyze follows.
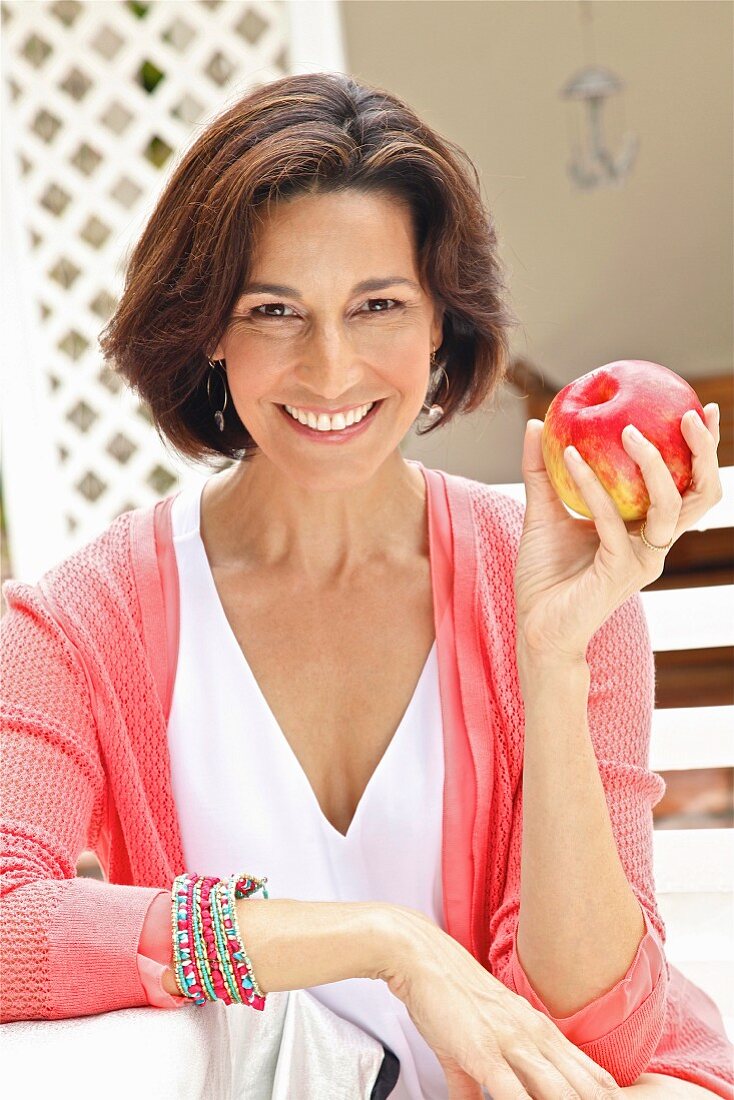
[278,399,383,433]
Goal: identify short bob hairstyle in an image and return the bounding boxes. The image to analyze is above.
[99,71,520,464]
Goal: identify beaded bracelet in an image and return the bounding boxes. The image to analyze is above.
[170,871,269,1007]
[210,879,242,1004]
[170,871,269,1009]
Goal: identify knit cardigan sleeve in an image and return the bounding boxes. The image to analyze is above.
[0,580,167,1021]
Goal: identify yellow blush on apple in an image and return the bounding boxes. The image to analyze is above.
[541,360,705,522]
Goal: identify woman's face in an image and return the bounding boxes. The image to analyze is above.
[208,188,444,488]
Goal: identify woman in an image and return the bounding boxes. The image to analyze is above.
[1,72,731,1099]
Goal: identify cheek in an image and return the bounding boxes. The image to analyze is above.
[226,362,284,411]
[381,345,429,392]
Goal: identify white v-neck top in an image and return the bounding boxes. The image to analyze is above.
[166,477,449,1100]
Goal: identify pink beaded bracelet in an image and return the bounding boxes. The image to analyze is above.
[170,871,269,1008]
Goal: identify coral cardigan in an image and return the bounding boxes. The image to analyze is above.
[1,460,732,1097]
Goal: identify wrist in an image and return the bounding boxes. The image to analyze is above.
[517,644,590,705]
[372,904,438,992]
[516,637,590,676]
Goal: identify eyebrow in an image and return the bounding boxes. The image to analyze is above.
[239,276,421,299]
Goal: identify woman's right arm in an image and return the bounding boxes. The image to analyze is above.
[142,891,627,1097]
[139,888,401,1002]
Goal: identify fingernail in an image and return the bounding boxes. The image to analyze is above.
[686,410,705,430]
[624,424,644,442]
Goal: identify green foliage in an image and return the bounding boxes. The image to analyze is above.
[126,2,150,19]
[139,59,165,94]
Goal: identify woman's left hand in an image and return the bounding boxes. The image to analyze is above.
[514,405,722,663]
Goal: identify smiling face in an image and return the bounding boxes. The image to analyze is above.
[207,187,444,490]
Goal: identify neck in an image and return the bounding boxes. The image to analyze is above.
[199,450,428,584]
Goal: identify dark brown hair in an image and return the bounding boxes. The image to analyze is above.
[99,71,519,464]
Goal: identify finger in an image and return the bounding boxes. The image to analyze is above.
[706,401,721,449]
[440,1059,485,1100]
[678,405,724,527]
[522,419,570,521]
[478,1058,532,1099]
[545,1043,623,1097]
[509,1046,588,1098]
[563,446,631,557]
[620,423,682,549]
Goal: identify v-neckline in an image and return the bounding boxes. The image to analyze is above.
[135,456,485,959]
[185,462,442,843]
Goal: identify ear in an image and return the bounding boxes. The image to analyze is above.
[431,304,445,351]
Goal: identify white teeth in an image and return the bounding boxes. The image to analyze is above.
[284,401,375,431]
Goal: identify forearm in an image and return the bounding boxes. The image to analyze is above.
[162,898,398,997]
[515,648,646,1018]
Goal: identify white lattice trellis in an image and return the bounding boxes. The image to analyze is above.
[0,0,346,583]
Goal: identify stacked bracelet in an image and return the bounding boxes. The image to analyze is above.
[170,871,269,1009]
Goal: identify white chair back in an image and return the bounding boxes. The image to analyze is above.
[642,469,734,1043]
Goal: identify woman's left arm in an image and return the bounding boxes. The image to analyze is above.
[510,403,722,1026]
[515,604,663,1021]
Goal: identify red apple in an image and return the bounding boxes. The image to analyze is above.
[541,360,705,521]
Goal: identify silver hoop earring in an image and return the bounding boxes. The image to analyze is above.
[206,357,228,432]
[421,347,449,424]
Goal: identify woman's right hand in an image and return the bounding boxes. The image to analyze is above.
[380,907,624,1099]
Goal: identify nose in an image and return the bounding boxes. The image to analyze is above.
[295,326,363,402]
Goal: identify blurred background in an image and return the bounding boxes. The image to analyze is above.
[1,0,732,1029]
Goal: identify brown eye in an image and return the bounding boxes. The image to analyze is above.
[252,303,297,318]
[362,298,402,313]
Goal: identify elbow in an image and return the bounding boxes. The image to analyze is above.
[575,965,669,1087]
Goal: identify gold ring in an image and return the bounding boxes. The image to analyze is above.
[640,520,674,552]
